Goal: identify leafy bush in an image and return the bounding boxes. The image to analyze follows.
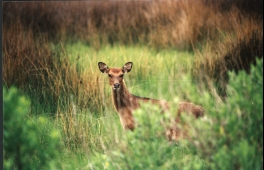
[185,58,263,169]
[88,103,198,169]
[88,58,263,169]
[4,86,62,169]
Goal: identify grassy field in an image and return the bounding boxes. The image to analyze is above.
[3,1,263,169]
[5,42,208,169]
[50,43,202,168]
[5,43,261,169]
[61,42,197,98]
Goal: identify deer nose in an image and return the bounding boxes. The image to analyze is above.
[113,83,120,89]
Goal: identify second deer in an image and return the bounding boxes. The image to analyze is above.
[98,62,204,141]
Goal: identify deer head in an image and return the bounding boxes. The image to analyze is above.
[98,62,133,90]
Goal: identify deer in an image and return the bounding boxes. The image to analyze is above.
[98,62,204,141]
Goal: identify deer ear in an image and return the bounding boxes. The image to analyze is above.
[122,62,133,73]
[98,62,109,73]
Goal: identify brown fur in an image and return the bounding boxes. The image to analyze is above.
[98,62,204,141]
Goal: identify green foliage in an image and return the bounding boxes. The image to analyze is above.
[184,58,263,169]
[87,58,263,170]
[3,1,263,167]
[3,46,262,169]
[88,103,196,169]
[4,86,62,170]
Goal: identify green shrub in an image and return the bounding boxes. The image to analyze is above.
[88,103,197,170]
[88,58,263,170]
[184,58,263,169]
[4,86,62,170]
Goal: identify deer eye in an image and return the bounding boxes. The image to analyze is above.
[119,74,124,78]
[108,74,112,78]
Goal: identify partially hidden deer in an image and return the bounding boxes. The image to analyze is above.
[98,62,204,141]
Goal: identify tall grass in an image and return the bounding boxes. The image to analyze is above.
[3,0,263,168]
[3,19,105,115]
[3,0,262,99]
[3,0,262,49]
[192,12,263,97]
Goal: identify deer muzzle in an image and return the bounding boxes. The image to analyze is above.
[113,83,121,90]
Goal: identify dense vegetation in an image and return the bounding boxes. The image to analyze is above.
[3,0,263,169]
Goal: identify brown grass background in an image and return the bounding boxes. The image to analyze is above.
[3,0,263,113]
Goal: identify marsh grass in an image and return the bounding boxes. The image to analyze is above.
[3,1,262,50]
[3,0,263,168]
[3,0,262,108]
[50,0,263,97]
[192,14,263,97]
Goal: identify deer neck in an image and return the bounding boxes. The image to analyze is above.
[112,82,134,110]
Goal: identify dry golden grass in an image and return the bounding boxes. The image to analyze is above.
[192,12,263,97]
[3,18,113,153]
[3,0,263,109]
[3,0,262,163]
[3,0,262,49]
[2,0,263,155]
[3,18,106,115]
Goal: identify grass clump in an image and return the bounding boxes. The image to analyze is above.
[192,16,263,97]
[3,19,105,115]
